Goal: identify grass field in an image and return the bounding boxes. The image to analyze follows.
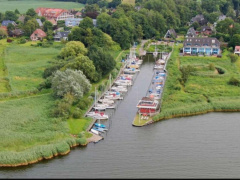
[4,44,61,91]
[0,94,71,152]
[0,0,85,13]
[153,44,240,121]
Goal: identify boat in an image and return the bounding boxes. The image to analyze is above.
[93,103,107,111]
[123,68,140,74]
[114,79,132,86]
[91,128,99,135]
[154,64,164,69]
[92,127,107,133]
[86,111,109,120]
[98,98,115,104]
[104,94,123,100]
[111,86,128,92]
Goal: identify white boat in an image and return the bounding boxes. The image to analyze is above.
[111,86,128,92]
[93,103,107,111]
[154,64,164,69]
[123,68,140,74]
[114,80,132,86]
[98,98,115,104]
[104,94,123,100]
[91,128,99,135]
[86,111,109,120]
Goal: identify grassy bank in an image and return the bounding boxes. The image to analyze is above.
[153,44,240,122]
[0,0,85,13]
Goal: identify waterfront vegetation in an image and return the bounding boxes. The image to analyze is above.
[0,0,85,13]
[153,44,240,122]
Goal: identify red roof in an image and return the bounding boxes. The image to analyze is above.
[35,7,68,19]
[31,29,47,37]
[235,46,240,51]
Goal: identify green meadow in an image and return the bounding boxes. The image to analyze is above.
[0,0,85,13]
[153,44,240,122]
[4,44,61,91]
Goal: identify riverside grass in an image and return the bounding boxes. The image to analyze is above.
[0,94,88,167]
[153,44,240,122]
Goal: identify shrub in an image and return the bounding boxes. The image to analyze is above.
[228,77,240,86]
[209,63,215,70]
[73,108,83,119]
[228,53,238,63]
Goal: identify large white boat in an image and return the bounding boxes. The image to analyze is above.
[111,86,128,92]
[98,98,115,104]
[86,111,109,120]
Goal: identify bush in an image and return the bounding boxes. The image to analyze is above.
[209,63,215,70]
[229,54,238,63]
[228,77,240,86]
[73,108,83,119]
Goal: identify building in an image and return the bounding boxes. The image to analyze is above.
[17,15,25,23]
[190,14,207,26]
[201,26,212,35]
[65,18,82,27]
[183,37,221,55]
[36,19,43,28]
[136,97,160,116]
[186,27,197,38]
[164,29,177,39]
[234,46,240,56]
[35,8,74,21]
[9,29,24,37]
[54,31,70,42]
[214,15,227,27]
[1,20,17,27]
[30,29,47,41]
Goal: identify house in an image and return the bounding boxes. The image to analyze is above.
[186,27,197,38]
[65,18,82,27]
[214,14,227,27]
[190,14,207,26]
[234,46,240,56]
[68,9,82,18]
[201,26,212,35]
[164,29,177,39]
[30,29,47,41]
[1,20,17,27]
[136,97,160,116]
[35,8,74,21]
[36,19,43,28]
[183,37,221,55]
[9,29,24,37]
[48,18,57,26]
[17,15,25,23]
[54,31,70,42]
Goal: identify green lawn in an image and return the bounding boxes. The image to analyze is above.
[0,0,85,13]
[4,44,60,91]
[153,44,240,121]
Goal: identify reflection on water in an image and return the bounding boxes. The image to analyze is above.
[1,55,240,178]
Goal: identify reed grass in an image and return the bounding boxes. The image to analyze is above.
[153,44,240,122]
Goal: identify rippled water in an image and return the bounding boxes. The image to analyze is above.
[1,55,240,178]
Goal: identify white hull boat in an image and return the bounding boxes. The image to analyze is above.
[86,111,109,120]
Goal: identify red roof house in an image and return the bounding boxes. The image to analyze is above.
[234,46,240,56]
[35,8,74,21]
[30,29,47,41]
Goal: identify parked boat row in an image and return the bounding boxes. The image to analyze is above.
[135,52,169,120]
[87,47,143,135]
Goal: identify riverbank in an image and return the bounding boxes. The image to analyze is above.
[152,43,240,123]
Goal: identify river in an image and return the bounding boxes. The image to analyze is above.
[1,54,240,178]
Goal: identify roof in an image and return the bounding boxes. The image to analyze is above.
[35,7,69,18]
[187,27,196,37]
[36,19,43,27]
[54,31,70,38]
[183,37,220,47]
[31,29,47,37]
[1,20,15,27]
[218,15,226,21]
[201,26,212,31]
[10,29,24,36]
[141,97,154,101]
[48,18,56,25]
[18,15,25,23]
[235,46,240,51]
[167,29,177,37]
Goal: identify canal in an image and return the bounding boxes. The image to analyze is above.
[1,54,240,178]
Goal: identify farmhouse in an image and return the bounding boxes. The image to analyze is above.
[164,29,177,39]
[30,29,47,41]
[190,14,207,26]
[54,31,70,42]
[234,46,240,56]
[1,20,17,27]
[35,8,74,21]
[186,27,197,38]
[183,37,221,55]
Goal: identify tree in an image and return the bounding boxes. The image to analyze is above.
[79,17,94,29]
[62,55,97,82]
[229,53,239,63]
[51,69,92,99]
[88,46,116,77]
[7,23,15,32]
[43,20,53,32]
[14,9,20,14]
[4,11,17,21]
[23,19,39,36]
[0,27,7,38]
[60,41,88,59]
[26,8,37,17]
